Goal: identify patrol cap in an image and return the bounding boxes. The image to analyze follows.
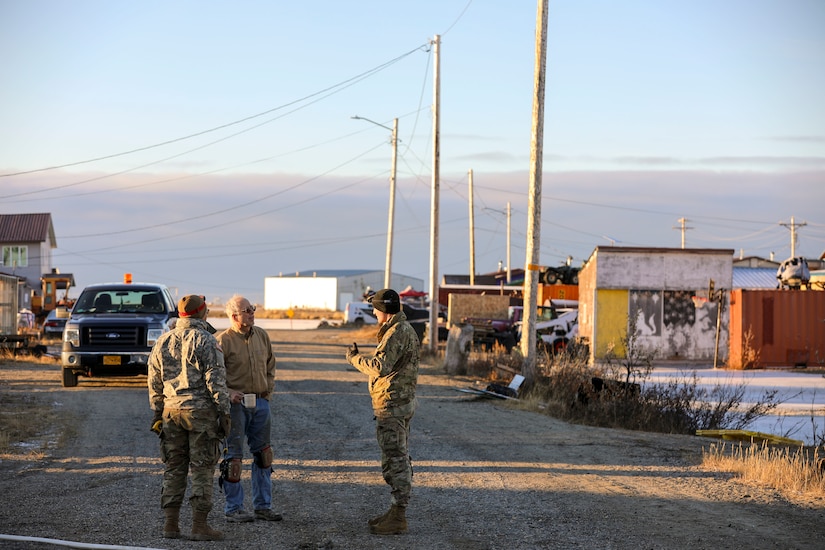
[178,295,207,318]
[369,288,400,314]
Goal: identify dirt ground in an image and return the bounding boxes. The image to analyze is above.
[0,327,823,549]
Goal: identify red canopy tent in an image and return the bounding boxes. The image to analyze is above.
[399,285,427,298]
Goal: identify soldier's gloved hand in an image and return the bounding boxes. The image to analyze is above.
[346,342,359,361]
[219,414,231,437]
[150,410,163,436]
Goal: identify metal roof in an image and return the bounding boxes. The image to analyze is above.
[0,213,56,246]
[274,269,381,278]
[732,267,777,289]
[443,268,526,286]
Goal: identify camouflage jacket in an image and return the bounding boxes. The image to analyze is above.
[347,311,419,418]
[148,317,230,415]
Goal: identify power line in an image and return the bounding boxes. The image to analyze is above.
[440,0,474,36]
[0,44,427,179]
[60,142,387,242]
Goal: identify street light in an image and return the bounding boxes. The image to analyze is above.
[351,115,398,289]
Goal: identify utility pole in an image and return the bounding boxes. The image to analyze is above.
[351,115,398,289]
[468,169,476,286]
[521,0,548,383]
[506,201,512,284]
[385,118,398,288]
[427,34,441,353]
[780,216,806,257]
[673,217,692,249]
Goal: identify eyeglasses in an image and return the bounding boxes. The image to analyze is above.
[240,306,256,315]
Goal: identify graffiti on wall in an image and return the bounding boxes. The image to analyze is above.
[663,290,698,358]
[663,290,696,328]
[629,290,700,331]
[629,290,661,336]
[627,288,719,360]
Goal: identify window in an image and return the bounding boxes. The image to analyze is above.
[1,246,28,267]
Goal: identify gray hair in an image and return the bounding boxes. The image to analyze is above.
[224,294,247,317]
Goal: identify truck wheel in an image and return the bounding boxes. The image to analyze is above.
[543,269,560,285]
[353,317,364,328]
[62,368,78,388]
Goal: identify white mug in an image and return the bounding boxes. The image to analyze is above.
[243,393,256,408]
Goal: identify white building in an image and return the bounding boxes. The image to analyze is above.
[264,270,425,311]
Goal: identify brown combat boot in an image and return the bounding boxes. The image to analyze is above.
[368,506,391,527]
[369,504,407,535]
[163,506,181,539]
[191,510,224,541]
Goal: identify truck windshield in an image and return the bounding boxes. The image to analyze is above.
[74,290,165,314]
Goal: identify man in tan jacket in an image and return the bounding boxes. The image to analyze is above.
[216,295,282,523]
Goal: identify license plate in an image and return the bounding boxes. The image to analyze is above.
[103,356,121,365]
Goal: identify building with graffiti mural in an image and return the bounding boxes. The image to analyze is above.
[577,247,734,365]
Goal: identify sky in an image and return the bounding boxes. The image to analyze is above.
[1,0,824,305]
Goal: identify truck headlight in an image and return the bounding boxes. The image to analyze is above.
[64,328,80,347]
[148,328,164,346]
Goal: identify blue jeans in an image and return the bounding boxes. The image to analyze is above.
[223,397,273,513]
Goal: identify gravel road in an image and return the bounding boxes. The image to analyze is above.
[0,328,823,549]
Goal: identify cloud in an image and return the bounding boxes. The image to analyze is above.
[766,135,825,144]
[3,164,823,304]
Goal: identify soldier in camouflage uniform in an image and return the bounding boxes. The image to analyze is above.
[345,288,420,535]
[148,294,231,541]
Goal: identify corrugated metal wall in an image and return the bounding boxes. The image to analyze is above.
[1,273,19,335]
[729,289,825,368]
[539,284,579,303]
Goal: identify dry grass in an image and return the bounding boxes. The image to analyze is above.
[462,343,825,502]
[0,388,70,457]
[0,354,76,456]
[0,394,51,455]
[322,324,381,344]
[463,342,524,379]
[703,442,825,499]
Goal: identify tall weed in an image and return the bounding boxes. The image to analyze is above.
[703,442,825,498]
[519,314,783,437]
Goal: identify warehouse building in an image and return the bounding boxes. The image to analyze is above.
[264,269,424,311]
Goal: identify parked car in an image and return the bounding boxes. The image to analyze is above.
[42,307,70,338]
[344,302,377,326]
[344,300,430,342]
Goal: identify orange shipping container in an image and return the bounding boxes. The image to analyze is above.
[728,289,825,369]
[539,284,579,304]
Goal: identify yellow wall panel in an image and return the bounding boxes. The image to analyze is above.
[595,289,629,359]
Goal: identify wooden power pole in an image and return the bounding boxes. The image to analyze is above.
[468,169,476,286]
[521,0,548,383]
[427,35,441,353]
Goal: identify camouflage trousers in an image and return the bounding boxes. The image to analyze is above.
[376,415,413,507]
[159,408,222,512]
